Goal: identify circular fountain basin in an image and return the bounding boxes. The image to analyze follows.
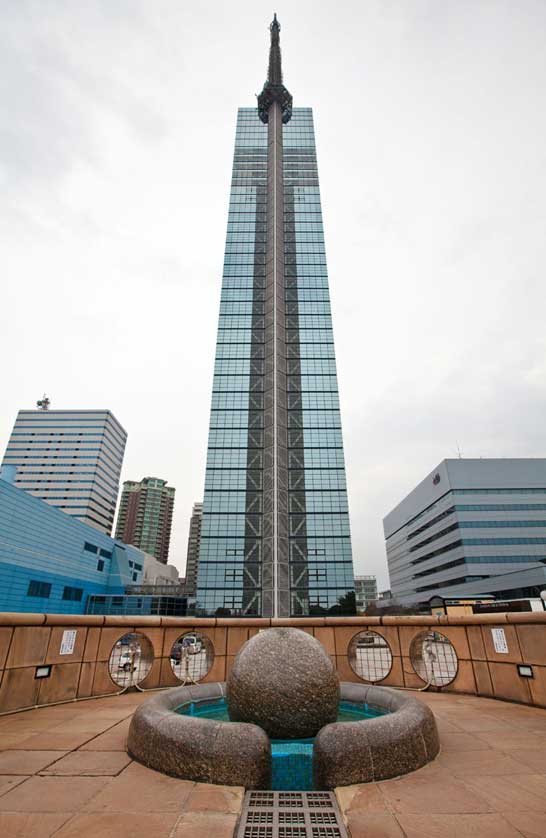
[127,682,439,790]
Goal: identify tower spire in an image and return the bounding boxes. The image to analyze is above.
[258,14,292,124]
[268,13,282,85]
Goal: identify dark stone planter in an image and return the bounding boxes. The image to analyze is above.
[313,683,440,789]
[127,683,271,789]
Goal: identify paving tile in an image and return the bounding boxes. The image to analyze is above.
[0,812,73,838]
[0,775,109,812]
[462,774,546,812]
[41,750,131,776]
[504,717,546,734]
[379,777,492,814]
[436,714,515,733]
[53,812,179,837]
[489,705,546,718]
[184,782,244,814]
[476,731,546,750]
[346,812,405,837]
[24,708,82,722]
[397,813,523,837]
[80,708,134,721]
[509,748,546,773]
[83,761,194,813]
[433,718,463,733]
[502,811,546,837]
[336,782,388,814]
[48,718,116,735]
[171,811,239,838]
[0,733,36,749]
[0,776,29,798]
[0,716,62,733]
[440,732,493,751]
[404,761,455,782]
[79,718,131,751]
[436,748,530,776]
[13,731,94,750]
[0,750,65,775]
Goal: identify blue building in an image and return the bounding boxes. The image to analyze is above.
[0,468,144,614]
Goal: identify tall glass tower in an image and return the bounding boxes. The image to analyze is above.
[195,16,355,617]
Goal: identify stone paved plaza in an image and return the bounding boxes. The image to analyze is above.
[0,690,545,837]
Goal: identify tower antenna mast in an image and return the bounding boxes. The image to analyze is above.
[36,394,50,411]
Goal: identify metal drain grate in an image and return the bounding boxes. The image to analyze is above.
[237,791,348,838]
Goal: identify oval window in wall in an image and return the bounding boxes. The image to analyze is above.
[348,630,393,683]
[170,631,214,683]
[410,630,458,687]
[108,632,154,687]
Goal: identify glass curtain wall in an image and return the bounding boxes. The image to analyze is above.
[195,107,355,616]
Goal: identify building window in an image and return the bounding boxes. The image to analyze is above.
[27,580,51,598]
[99,548,112,559]
[132,572,138,582]
[84,542,98,554]
[97,559,105,572]
[62,586,83,602]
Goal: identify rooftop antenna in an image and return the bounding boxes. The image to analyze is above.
[456,443,463,459]
[36,394,50,411]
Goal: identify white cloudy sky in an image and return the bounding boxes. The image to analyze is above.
[1,1,545,589]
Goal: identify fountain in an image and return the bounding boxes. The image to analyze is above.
[127,628,439,789]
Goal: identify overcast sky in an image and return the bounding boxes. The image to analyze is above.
[2,1,546,589]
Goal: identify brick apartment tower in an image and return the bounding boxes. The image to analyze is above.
[115,477,175,564]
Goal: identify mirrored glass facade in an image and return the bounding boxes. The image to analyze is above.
[195,106,355,617]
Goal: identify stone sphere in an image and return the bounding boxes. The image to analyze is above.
[227,628,339,739]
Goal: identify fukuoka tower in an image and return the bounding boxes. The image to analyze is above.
[195,16,356,618]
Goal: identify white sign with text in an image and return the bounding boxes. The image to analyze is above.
[59,629,77,656]
[491,627,508,654]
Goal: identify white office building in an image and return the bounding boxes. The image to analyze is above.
[384,459,546,605]
[1,409,127,534]
[354,575,378,613]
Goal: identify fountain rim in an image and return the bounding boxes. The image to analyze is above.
[127,681,439,789]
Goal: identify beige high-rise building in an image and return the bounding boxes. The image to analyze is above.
[185,502,203,596]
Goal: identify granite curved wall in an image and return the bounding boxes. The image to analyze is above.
[127,681,439,790]
[127,682,270,788]
[314,683,439,789]
[0,612,545,714]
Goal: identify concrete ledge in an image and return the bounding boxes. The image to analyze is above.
[127,682,271,789]
[43,614,105,626]
[1,613,546,627]
[313,683,440,789]
[0,613,47,625]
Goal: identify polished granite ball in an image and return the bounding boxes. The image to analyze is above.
[227,628,339,739]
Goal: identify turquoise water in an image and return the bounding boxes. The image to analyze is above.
[177,697,384,790]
